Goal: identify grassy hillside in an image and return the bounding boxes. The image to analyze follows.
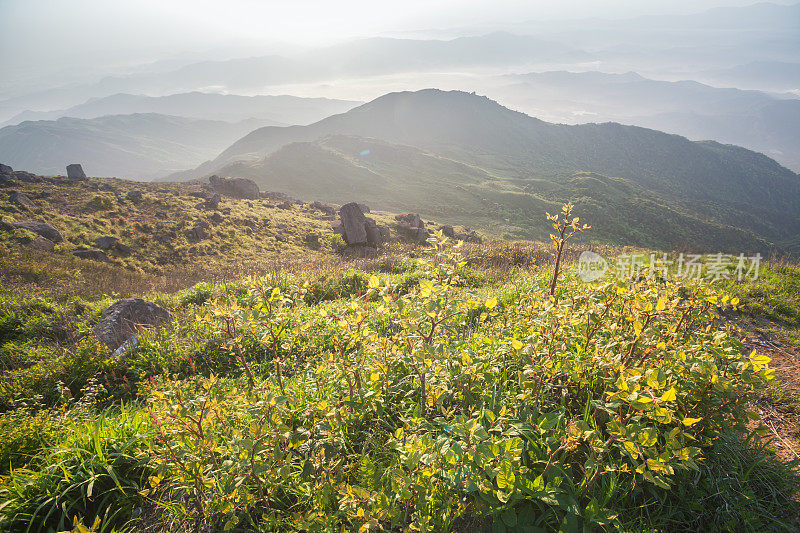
[215,135,771,252]
[0,114,277,179]
[0,211,798,531]
[184,90,800,251]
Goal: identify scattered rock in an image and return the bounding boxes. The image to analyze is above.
[126,190,144,203]
[66,164,87,180]
[305,232,320,246]
[395,213,427,241]
[460,231,483,244]
[9,191,35,208]
[27,236,55,251]
[4,220,64,243]
[311,201,336,215]
[0,164,12,175]
[209,175,259,200]
[186,220,210,240]
[93,298,171,351]
[442,225,456,238]
[94,236,119,250]
[115,242,134,256]
[73,248,110,262]
[100,183,118,193]
[278,201,293,210]
[203,193,221,210]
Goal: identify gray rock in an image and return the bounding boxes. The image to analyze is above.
[395,213,427,241]
[8,221,63,243]
[126,190,144,203]
[339,202,368,245]
[208,175,259,200]
[442,225,456,238]
[186,220,210,240]
[94,236,119,250]
[0,163,12,175]
[0,174,14,187]
[365,218,383,246]
[73,248,110,262]
[9,192,35,208]
[93,298,171,351]
[27,236,55,251]
[311,201,336,215]
[66,164,87,180]
[114,242,133,256]
[377,224,391,241]
[305,232,320,246]
[357,203,371,214]
[204,193,221,210]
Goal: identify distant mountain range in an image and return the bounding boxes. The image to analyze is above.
[1,93,361,128]
[493,71,800,171]
[174,89,800,253]
[0,114,278,179]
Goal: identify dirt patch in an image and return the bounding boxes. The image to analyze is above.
[738,317,800,463]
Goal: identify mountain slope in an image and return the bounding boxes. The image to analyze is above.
[187,89,800,247]
[0,113,276,179]
[214,134,772,252]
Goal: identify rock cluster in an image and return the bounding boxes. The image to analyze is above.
[209,175,259,200]
[335,202,389,257]
[442,224,483,243]
[395,213,428,241]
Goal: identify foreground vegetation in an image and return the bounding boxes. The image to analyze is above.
[0,227,798,532]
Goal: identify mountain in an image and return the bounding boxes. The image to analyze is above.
[0,33,589,124]
[180,89,800,252]
[699,61,800,93]
[0,113,278,179]
[493,71,800,172]
[1,93,361,128]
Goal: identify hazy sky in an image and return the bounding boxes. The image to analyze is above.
[2,0,794,74]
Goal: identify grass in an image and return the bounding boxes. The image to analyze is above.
[0,181,798,532]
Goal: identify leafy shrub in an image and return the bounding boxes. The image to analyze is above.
[178,281,214,307]
[88,195,114,210]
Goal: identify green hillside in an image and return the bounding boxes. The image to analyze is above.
[186,90,800,252]
[216,135,771,252]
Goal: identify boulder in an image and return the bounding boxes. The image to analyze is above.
[9,192,35,208]
[364,218,383,246]
[442,225,456,238]
[73,248,110,262]
[93,298,171,351]
[66,164,87,180]
[0,163,12,175]
[27,236,55,251]
[126,190,144,203]
[377,224,391,241]
[457,231,483,244]
[357,203,371,214]
[94,236,119,250]
[209,175,259,200]
[7,221,63,243]
[339,202,368,245]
